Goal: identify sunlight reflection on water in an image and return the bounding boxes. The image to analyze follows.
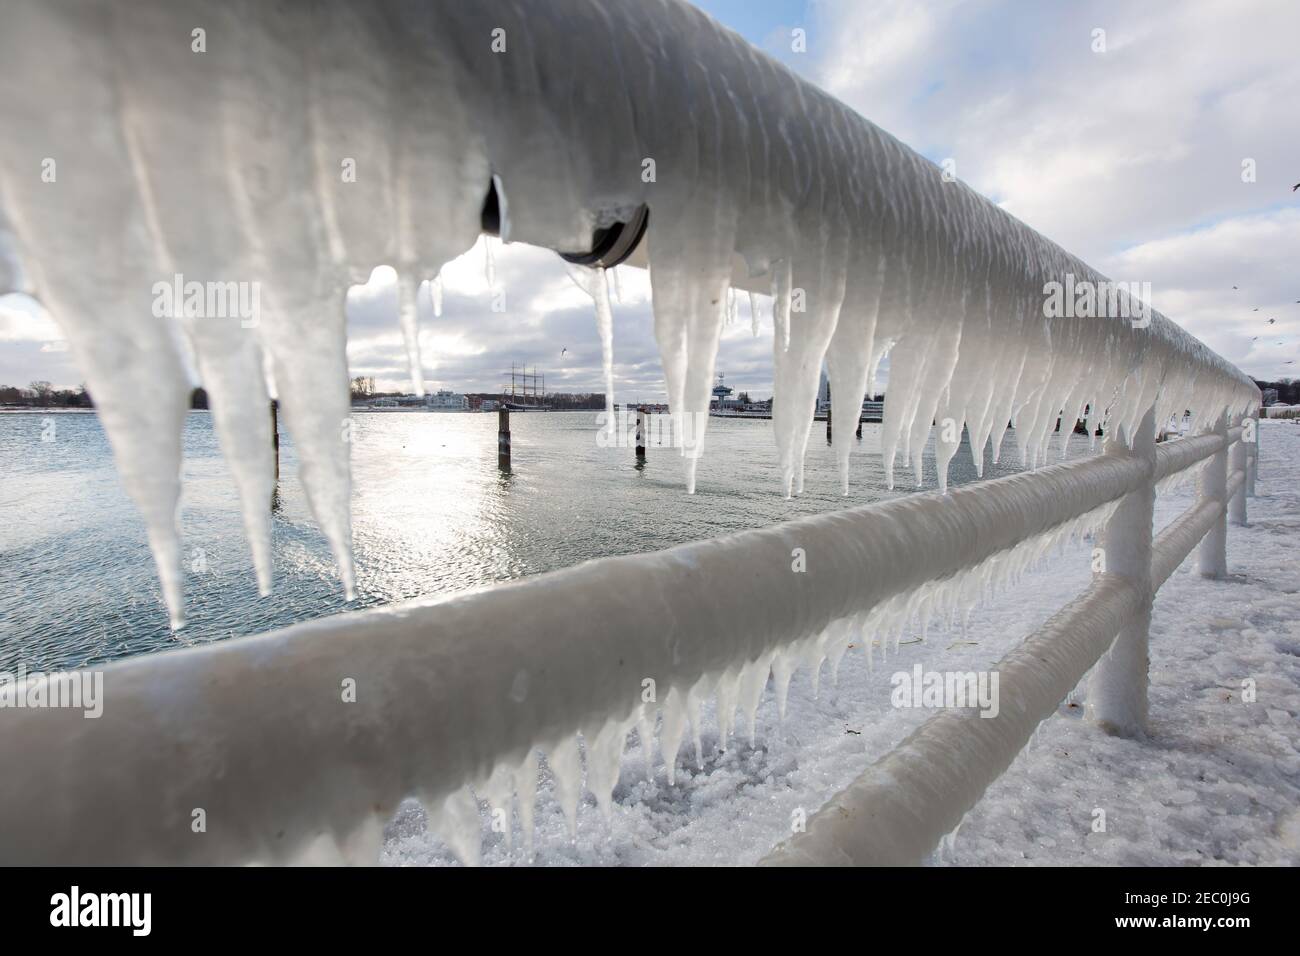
[0,409,1094,671]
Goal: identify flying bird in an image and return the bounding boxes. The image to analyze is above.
[1293,182,1300,192]
[1268,318,1276,324]
[561,347,568,357]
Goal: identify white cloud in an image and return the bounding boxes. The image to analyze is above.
[1104,208,1300,378]
[0,292,62,343]
[813,0,1300,380]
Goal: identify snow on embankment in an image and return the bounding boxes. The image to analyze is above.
[0,0,1257,626]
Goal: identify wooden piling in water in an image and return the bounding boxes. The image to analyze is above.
[826,407,832,443]
[498,407,511,471]
[636,407,646,462]
[271,400,279,480]
[270,399,280,511]
[856,415,862,439]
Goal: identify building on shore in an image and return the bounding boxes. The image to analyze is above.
[426,389,469,411]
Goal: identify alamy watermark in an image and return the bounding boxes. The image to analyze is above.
[152,273,260,328]
[50,886,150,936]
[0,664,103,718]
[596,410,710,458]
[1043,273,1150,328]
[890,664,1000,718]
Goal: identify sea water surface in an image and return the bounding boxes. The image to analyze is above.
[0,410,1092,671]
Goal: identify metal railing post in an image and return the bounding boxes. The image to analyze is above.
[1197,412,1229,578]
[1085,404,1156,737]
[1246,409,1258,498]
[1229,419,1248,527]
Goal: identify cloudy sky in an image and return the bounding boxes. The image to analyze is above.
[3,0,1297,397]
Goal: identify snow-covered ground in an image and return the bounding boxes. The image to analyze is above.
[951,422,1300,866]
[382,422,1300,866]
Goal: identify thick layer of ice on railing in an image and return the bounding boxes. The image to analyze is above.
[0,449,1144,864]
[0,0,1258,625]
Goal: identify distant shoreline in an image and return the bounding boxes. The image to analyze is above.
[0,406,97,413]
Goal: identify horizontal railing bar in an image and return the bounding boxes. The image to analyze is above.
[1151,498,1222,589]
[1154,432,1226,482]
[0,450,1150,864]
[760,574,1144,866]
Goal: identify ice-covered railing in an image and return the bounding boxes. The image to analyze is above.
[0,0,1258,627]
[764,411,1258,865]
[0,0,1264,863]
[0,410,1259,864]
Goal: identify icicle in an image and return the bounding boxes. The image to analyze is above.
[771,648,799,721]
[738,653,773,746]
[585,714,632,822]
[687,675,711,768]
[424,785,481,867]
[772,260,792,352]
[478,763,516,851]
[262,318,356,600]
[825,252,884,494]
[181,315,275,596]
[430,272,443,317]
[826,630,852,687]
[644,202,734,494]
[512,751,539,857]
[770,233,850,498]
[805,636,826,700]
[748,290,761,337]
[595,268,616,435]
[659,688,688,784]
[636,704,655,779]
[397,272,425,396]
[714,668,742,750]
[567,264,618,435]
[546,735,583,839]
[484,235,496,288]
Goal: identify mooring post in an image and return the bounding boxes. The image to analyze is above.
[1085,403,1156,737]
[270,400,279,481]
[635,407,646,462]
[1229,418,1248,526]
[1197,411,1229,578]
[498,406,511,471]
[856,413,862,440]
[826,406,832,444]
